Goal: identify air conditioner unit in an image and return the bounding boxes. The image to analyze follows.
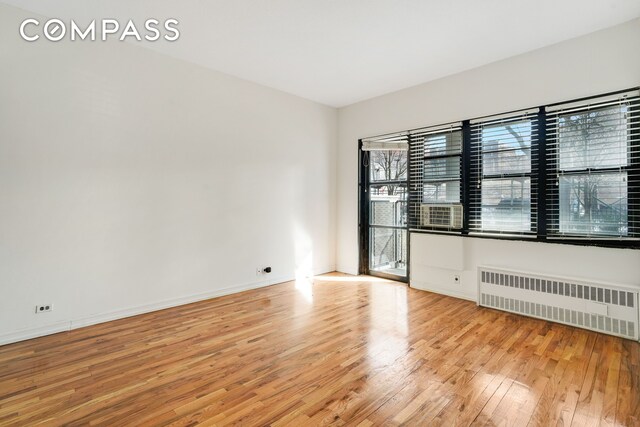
[420,204,463,229]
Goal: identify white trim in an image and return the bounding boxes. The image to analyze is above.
[0,321,71,347]
[0,265,335,347]
[409,281,476,302]
[70,275,291,330]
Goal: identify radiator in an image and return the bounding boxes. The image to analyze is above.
[477,266,639,341]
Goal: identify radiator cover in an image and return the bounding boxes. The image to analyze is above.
[478,266,639,341]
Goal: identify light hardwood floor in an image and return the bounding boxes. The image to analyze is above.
[0,273,638,426]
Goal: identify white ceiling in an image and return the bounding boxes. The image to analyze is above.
[4,0,640,107]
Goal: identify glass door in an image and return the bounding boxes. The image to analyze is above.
[359,146,408,281]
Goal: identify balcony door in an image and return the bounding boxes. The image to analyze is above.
[359,139,409,282]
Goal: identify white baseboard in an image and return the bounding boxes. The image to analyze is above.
[410,281,477,302]
[0,266,335,347]
[70,274,294,330]
[0,321,71,347]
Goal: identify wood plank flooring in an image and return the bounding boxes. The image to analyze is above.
[0,273,638,426]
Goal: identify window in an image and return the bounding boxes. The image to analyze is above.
[408,123,462,230]
[377,87,639,248]
[369,150,408,183]
[546,91,640,238]
[469,110,539,234]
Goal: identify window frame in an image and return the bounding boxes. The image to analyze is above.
[545,97,638,240]
[358,136,410,282]
[358,87,640,252]
[469,113,538,235]
[420,130,463,205]
[401,87,640,249]
[408,124,464,232]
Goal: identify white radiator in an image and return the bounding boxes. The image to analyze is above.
[478,266,639,341]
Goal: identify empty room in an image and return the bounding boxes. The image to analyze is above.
[1,1,639,425]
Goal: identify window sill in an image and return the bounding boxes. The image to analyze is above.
[408,229,640,249]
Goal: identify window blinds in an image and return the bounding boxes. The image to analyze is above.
[359,87,639,245]
[469,109,540,234]
[408,122,463,230]
[545,90,640,239]
[361,132,409,151]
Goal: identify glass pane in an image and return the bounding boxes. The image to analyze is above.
[558,105,628,170]
[482,120,532,152]
[370,184,407,227]
[424,132,462,156]
[424,156,460,181]
[423,181,460,203]
[481,178,531,232]
[483,148,531,175]
[370,228,407,275]
[559,173,628,236]
[369,150,408,182]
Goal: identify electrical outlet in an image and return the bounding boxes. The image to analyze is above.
[257,266,272,275]
[453,275,460,284]
[35,304,52,313]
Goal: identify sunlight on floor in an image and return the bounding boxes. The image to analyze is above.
[313,274,397,283]
[367,281,409,368]
[294,277,314,304]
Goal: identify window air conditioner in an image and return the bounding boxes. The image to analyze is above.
[420,204,463,229]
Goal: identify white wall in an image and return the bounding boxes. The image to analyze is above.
[0,4,337,344]
[337,19,640,297]
[411,234,640,301]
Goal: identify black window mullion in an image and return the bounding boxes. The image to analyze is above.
[358,140,369,275]
[558,166,631,175]
[467,120,481,232]
[408,133,422,231]
[482,147,531,155]
[369,179,409,186]
[462,120,472,233]
[423,153,461,161]
[546,113,559,236]
[628,99,640,237]
[482,172,532,180]
[536,107,547,237]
